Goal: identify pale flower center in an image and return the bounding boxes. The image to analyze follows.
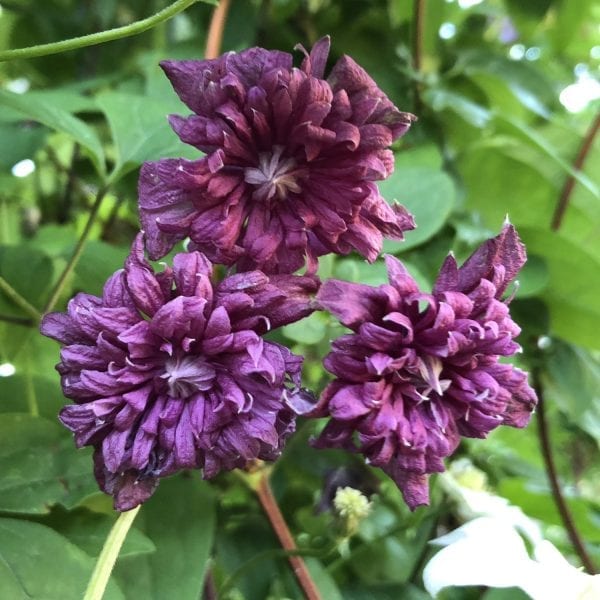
[415,355,451,401]
[161,355,216,399]
[244,145,301,201]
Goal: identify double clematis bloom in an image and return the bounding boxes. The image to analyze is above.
[139,36,416,274]
[41,235,317,510]
[301,224,537,509]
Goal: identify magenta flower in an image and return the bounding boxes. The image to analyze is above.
[299,225,537,509]
[139,36,416,274]
[41,235,317,510]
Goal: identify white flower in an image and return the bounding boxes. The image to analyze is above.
[423,460,599,600]
[438,459,542,545]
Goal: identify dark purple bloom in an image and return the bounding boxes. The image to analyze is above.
[41,235,317,510]
[139,36,416,274]
[300,225,537,509]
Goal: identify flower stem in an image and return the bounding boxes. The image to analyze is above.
[0,276,42,322]
[0,0,202,62]
[43,185,109,314]
[551,112,600,231]
[83,506,141,600]
[0,314,34,327]
[205,0,231,59]
[255,473,322,600]
[533,370,596,573]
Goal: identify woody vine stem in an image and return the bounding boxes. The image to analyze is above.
[535,111,600,574]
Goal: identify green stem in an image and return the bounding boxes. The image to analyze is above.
[43,185,109,314]
[83,507,141,600]
[0,276,42,322]
[0,0,202,62]
[0,314,34,327]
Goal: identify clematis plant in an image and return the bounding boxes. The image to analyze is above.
[37,30,543,600]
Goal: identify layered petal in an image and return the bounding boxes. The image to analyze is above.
[307,226,537,509]
[138,37,416,273]
[41,234,315,510]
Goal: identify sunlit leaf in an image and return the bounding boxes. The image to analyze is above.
[0,518,123,600]
[96,92,199,181]
[0,90,105,176]
[113,475,216,600]
[0,414,97,514]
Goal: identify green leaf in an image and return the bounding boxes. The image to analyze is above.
[282,312,328,345]
[96,92,199,181]
[0,374,64,419]
[543,341,600,444]
[0,244,54,314]
[495,115,599,200]
[0,90,97,122]
[334,256,431,291]
[519,228,600,350]
[26,224,78,258]
[516,254,549,298]
[74,240,129,297]
[341,583,432,599]
[0,518,123,600]
[113,474,216,600]
[453,49,556,117]
[423,88,492,128]
[46,510,156,559]
[349,536,414,584]
[497,478,600,541]
[0,121,47,171]
[0,90,105,177]
[459,147,600,263]
[380,167,456,253]
[305,557,343,600]
[484,589,530,600]
[394,145,444,171]
[0,414,97,514]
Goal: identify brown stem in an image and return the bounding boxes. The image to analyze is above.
[255,474,322,600]
[412,0,425,113]
[551,112,600,231]
[204,0,231,59]
[533,370,596,573]
[202,567,218,600]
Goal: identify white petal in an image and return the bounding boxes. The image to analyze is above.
[579,576,600,600]
[518,541,592,600]
[440,473,543,545]
[423,517,533,597]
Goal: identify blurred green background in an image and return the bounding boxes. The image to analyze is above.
[0,0,598,598]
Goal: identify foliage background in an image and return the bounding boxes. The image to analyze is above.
[0,0,599,598]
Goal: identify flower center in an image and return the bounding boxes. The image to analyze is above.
[161,355,216,399]
[415,355,451,401]
[244,145,301,201]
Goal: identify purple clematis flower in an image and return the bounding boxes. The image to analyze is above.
[139,36,416,274]
[41,234,317,510]
[298,224,537,509]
